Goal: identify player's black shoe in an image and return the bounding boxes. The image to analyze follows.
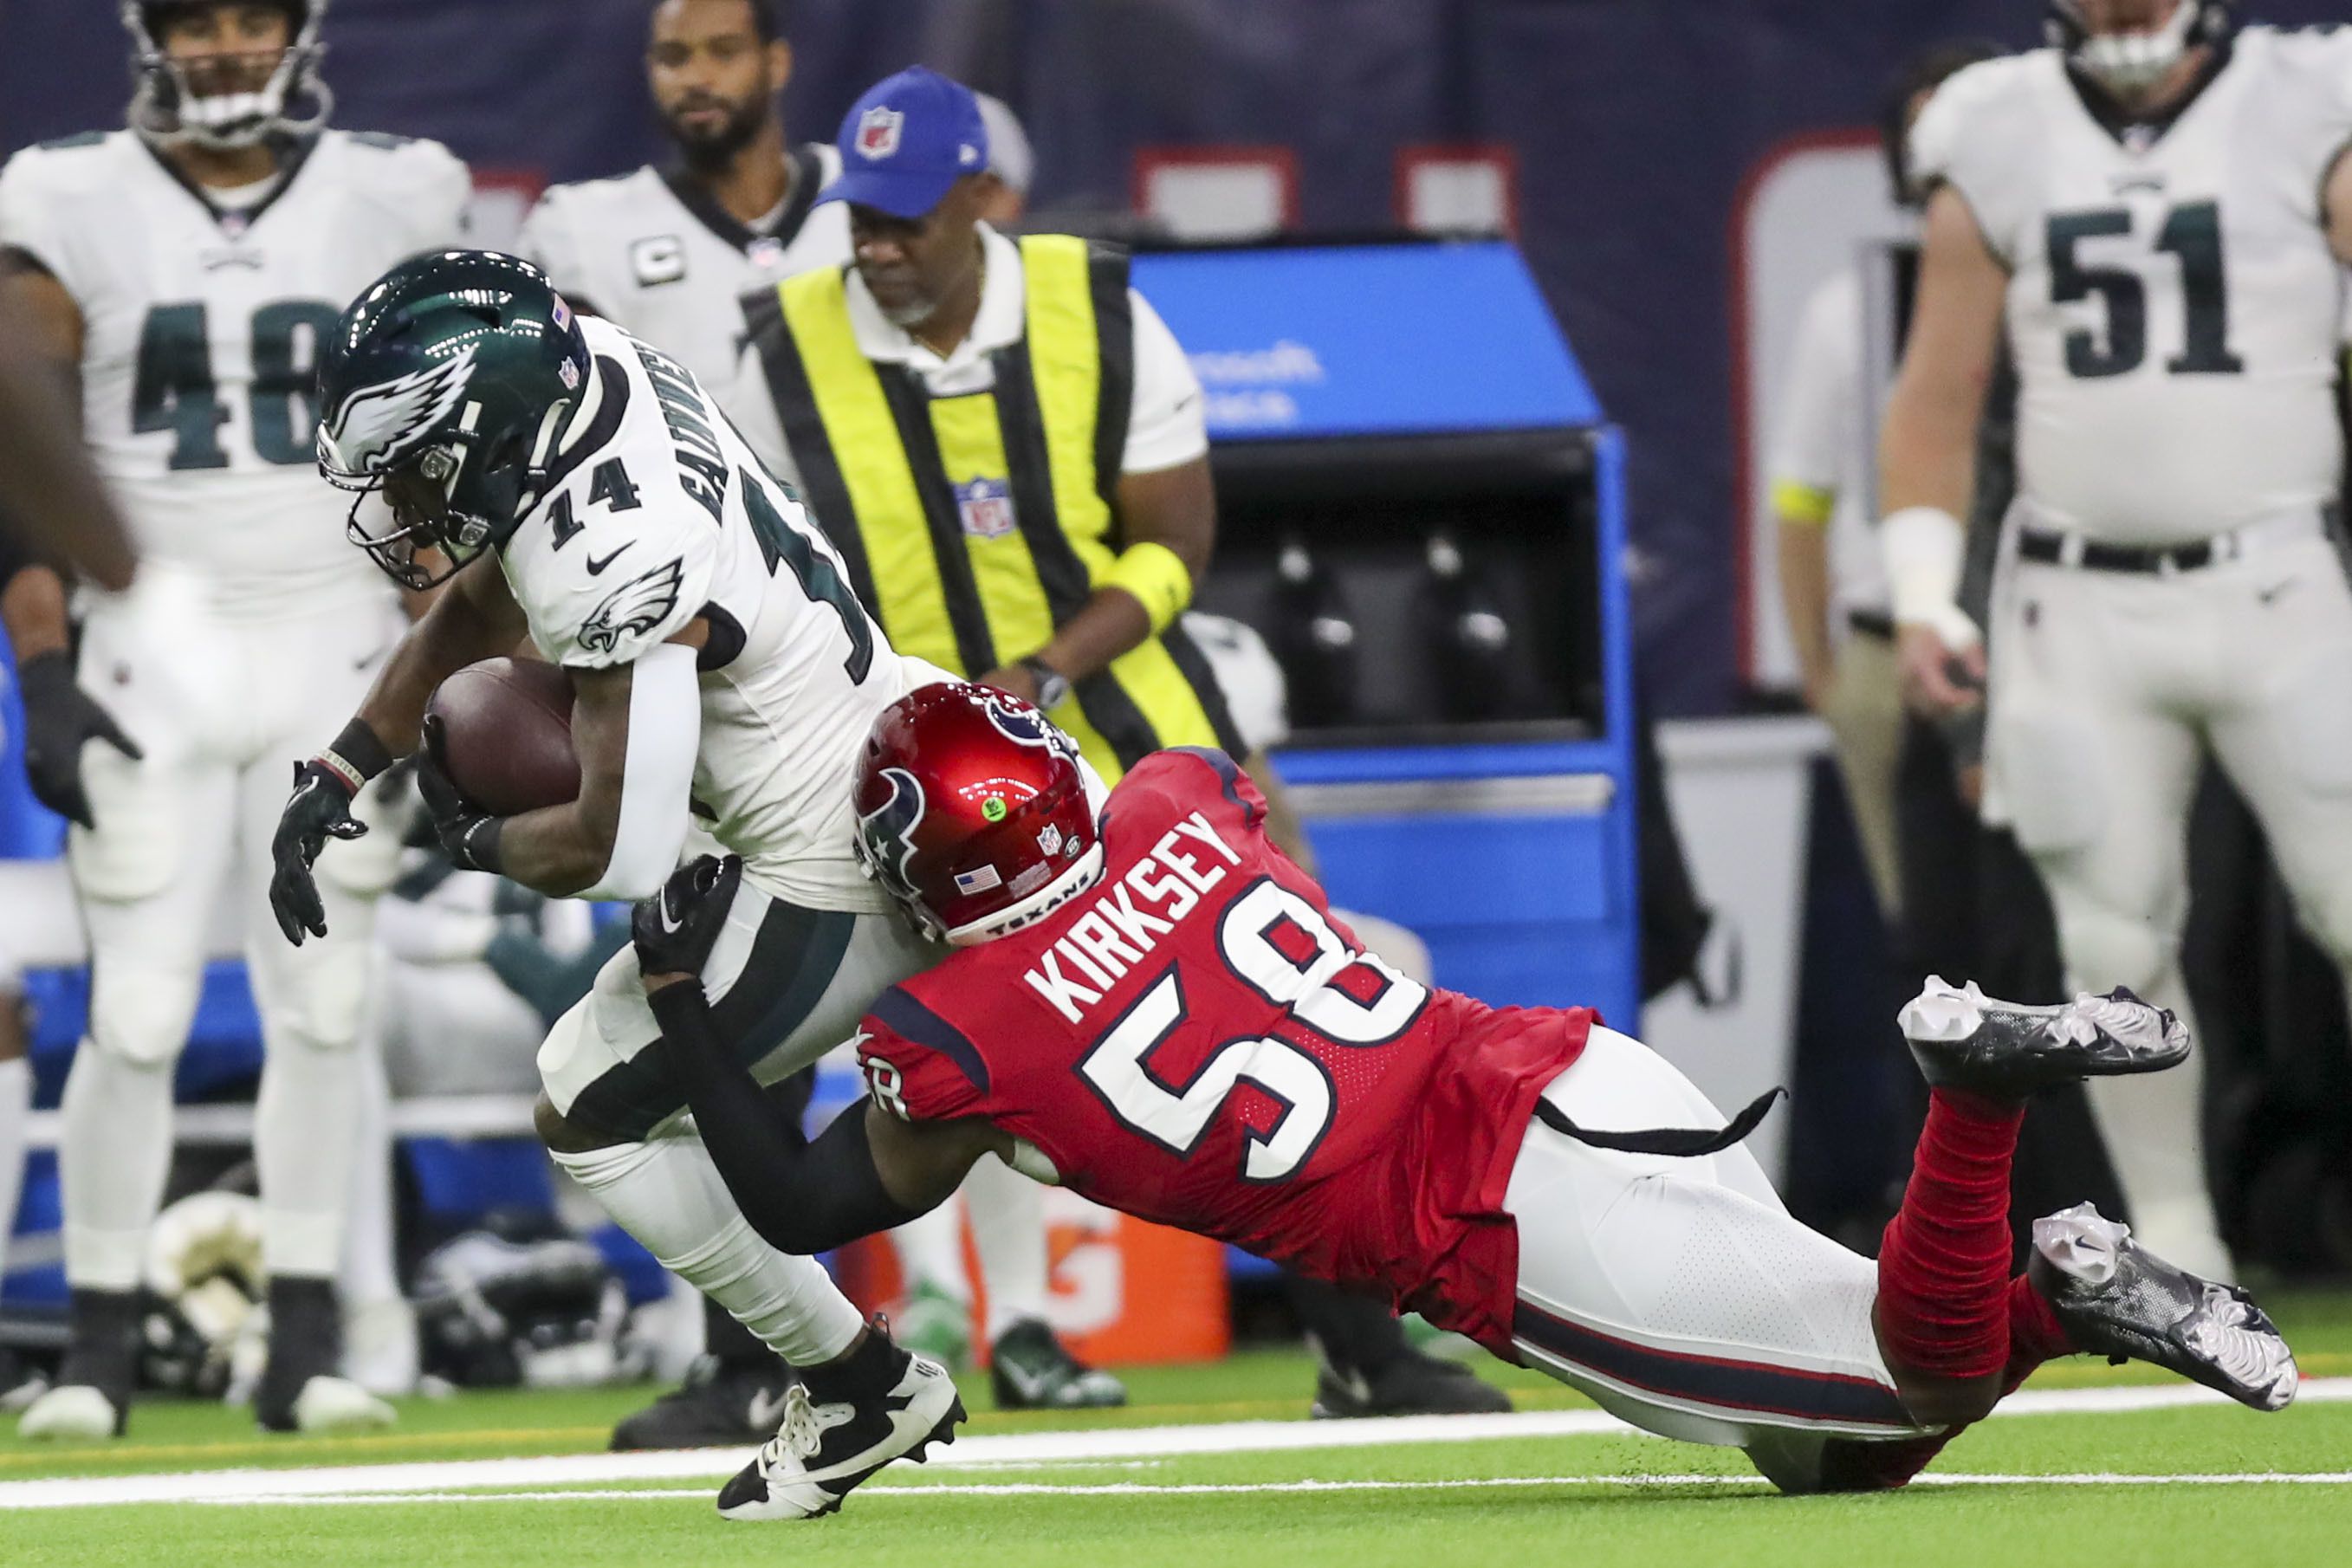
[1898,977,2189,1098]
[716,1321,965,1521]
[1310,1344,1513,1419]
[254,1277,394,1435]
[988,1319,1127,1410]
[16,1287,139,1440]
[2028,1202,2297,1413]
[610,1354,797,1451]
[0,1346,43,1413]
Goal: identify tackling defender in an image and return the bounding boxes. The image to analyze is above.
[633,682,2297,1515]
[268,248,963,1514]
[1880,0,2352,1280]
[1,0,467,1437]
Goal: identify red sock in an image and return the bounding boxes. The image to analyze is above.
[1874,1087,2026,1383]
[2002,1273,2075,1390]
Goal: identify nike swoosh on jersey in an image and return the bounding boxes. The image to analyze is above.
[586,543,635,575]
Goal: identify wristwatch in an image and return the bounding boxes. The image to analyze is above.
[1019,656,1072,711]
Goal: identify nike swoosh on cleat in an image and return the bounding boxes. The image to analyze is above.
[748,1389,792,1431]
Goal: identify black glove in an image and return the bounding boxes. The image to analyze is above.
[633,854,743,982]
[416,715,505,874]
[16,650,142,829]
[269,761,370,944]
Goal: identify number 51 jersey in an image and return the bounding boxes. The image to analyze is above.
[854,748,1596,1357]
[0,129,469,613]
[1911,27,2352,546]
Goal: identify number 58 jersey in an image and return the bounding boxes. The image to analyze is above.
[853,748,1596,1356]
[1912,28,2352,545]
[0,129,469,613]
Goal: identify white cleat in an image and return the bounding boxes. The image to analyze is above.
[285,1374,398,1434]
[16,1383,125,1441]
[716,1344,965,1520]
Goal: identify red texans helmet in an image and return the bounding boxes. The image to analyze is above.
[852,683,1104,944]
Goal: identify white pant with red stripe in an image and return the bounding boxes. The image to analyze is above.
[1506,1027,1931,1484]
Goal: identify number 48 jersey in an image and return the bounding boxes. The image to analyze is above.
[853,748,1595,1355]
[0,128,470,613]
[1910,29,2352,546]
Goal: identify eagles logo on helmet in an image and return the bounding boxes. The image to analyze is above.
[315,250,595,589]
[2045,1,2235,98]
[852,683,1104,945]
[124,0,332,150]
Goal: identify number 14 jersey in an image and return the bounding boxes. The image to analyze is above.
[0,128,470,613]
[854,748,1595,1356]
[1911,28,2352,545]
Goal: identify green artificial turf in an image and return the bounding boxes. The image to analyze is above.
[6,1293,2351,1568]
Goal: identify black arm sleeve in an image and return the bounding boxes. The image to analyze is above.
[648,982,926,1255]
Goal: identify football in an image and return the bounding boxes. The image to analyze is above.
[424,657,581,817]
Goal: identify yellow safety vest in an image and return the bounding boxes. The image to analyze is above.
[742,234,1238,784]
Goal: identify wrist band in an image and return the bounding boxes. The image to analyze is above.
[463,816,504,875]
[1102,540,1193,635]
[311,751,368,797]
[325,718,394,782]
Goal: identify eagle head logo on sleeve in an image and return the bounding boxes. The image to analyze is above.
[577,557,686,656]
[315,345,481,478]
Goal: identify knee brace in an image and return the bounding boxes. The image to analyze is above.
[244,939,371,1053]
[86,962,203,1072]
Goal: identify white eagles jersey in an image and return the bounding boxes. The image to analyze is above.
[0,128,470,614]
[518,145,847,409]
[501,314,933,913]
[1911,28,2352,545]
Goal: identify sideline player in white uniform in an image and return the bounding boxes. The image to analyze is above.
[1773,45,1998,923]
[0,0,467,1437]
[517,0,845,400]
[1879,0,2352,1280]
[270,249,964,1518]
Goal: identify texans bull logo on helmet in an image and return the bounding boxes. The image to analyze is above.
[977,689,1078,762]
[856,766,929,902]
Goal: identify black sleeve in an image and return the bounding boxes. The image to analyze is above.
[648,982,925,1254]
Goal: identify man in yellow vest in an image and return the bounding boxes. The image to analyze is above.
[732,67,1511,1422]
[734,66,1242,783]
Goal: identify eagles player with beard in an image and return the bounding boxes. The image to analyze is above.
[1881,0,2352,1280]
[517,0,846,398]
[272,249,967,1519]
[1,0,467,1439]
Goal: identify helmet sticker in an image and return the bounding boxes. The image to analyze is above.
[1038,824,1063,857]
[577,557,684,656]
[982,796,1008,823]
[320,344,480,479]
[954,865,1003,896]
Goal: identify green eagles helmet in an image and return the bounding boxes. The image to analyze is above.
[315,249,593,589]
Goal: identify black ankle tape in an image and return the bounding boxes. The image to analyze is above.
[800,1323,901,1400]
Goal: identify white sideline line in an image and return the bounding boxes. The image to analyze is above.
[39,1472,2352,1510]
[3,1376,2346,1513]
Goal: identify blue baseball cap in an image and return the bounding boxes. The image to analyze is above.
[820,67,990,220]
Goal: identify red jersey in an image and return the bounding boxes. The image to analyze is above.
[853,748,1592,1357]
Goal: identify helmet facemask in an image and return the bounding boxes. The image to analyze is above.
[124,0,331,151]
[2049,1,2226,101]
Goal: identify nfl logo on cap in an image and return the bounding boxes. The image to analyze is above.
[857,105,905,161]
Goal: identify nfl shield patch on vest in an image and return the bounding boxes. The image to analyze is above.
[956,477,1017,539]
